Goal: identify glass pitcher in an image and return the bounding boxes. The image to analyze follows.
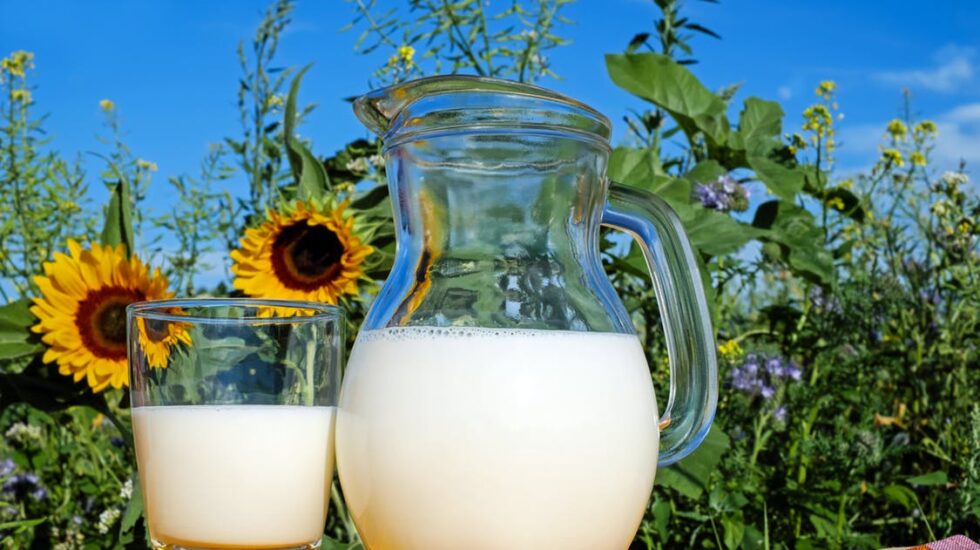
[336,76,717,550]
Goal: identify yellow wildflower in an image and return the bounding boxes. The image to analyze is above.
[886,119,908,140]
[930,201,948,216]
[913,120,938,136]
[909,151,927,167]
[816,80,836,99]
[826,197,845,211]
[10,89,31,103]
[1,50,35,78]
[136,159,158,172]
[803,104,833,137]
[881,148,904,167]
[839,178,854,190]
[398,45,415,64]
[99,99,115,112]
[266,94,284,109]
[959,221,972,234]
[717,339,744,362]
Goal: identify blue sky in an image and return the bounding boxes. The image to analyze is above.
[2,0,978,274]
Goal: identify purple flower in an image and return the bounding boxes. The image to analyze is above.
[730,353,802,399]
[3,472,46,501]
[782,361,802,381]
[694,183,727,210]
[760,384,776,399]
[774,405,788,422]
[764,356,783,376]
[0,459,15,478]
[693,174,750,212]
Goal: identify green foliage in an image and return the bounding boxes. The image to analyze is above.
[346,0,574,84]
[0,53,96,300]
[155,145,237,295]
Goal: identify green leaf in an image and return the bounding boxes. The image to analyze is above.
[753,201,834,284]
[883,484,917,510]
[721,513,745,549]
[101,178,135,257]
[651,498,671,543]
[685,208,764,257]
[747,152,804,202]
[608,147,669,191]
[0,299,40,361]
[656,424,730,499]
[284,64,329,201]
[605,53,729,144]
[351,183,390,211]
[737,98,783,149]
[0,518,46,531]
[908,471,948,486]
[808,513,837,538]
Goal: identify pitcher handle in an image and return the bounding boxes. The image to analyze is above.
[601,182,718,466]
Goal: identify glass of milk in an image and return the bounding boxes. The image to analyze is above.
[127,299,343,550]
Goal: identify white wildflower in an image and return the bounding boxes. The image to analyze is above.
[97,508,120,535]
[5,422,42,444]
[345,157,370,173]
[119,479,133,500]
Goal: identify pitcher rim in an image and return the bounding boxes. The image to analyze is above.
[353,75,612,144]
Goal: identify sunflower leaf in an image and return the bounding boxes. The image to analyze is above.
[285,64,330,201]
[100,175,136,257]
[0,299,41,362]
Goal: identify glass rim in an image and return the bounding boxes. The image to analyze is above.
[126,298,343,324]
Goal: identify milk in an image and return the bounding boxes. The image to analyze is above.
[133,405,336,549]
[336,327,659,550]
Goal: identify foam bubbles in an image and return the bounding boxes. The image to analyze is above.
[356,325,634,343]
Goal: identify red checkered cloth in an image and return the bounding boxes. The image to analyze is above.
[915,535,980,550]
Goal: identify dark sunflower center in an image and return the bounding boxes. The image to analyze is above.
[271,222,346,291]
[77,287,144,360]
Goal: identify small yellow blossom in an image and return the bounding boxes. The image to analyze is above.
[398,45,415,64]
[958,221,972,234]
[839,178,854,190]
[886,119,908,140]
[266,94,284,109]
[913,120,938,136]
[816,80,836,98]
[717,339,744,362]
[99,99,115,112]
[10,89,31,103]
[930,201,948,216]
[881,148,904,167]
[909,151,927,167]
[826,197,845,211]
[1,50,35,78]
[136,159,158,172]
[803,104,833,137]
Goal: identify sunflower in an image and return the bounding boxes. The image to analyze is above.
[231,199,374,308]
[30,241,175,392]
[137,312,191,369]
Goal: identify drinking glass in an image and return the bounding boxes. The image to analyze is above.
[128,299,343,550]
